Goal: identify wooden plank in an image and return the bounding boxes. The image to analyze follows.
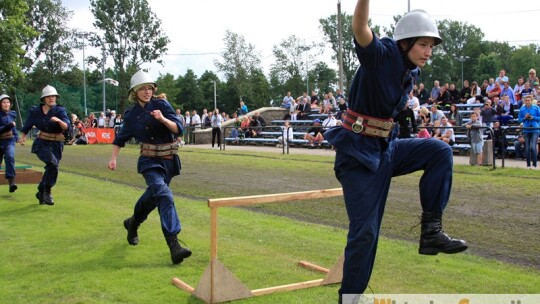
[297,261,329,274]
[171,277,195,293]
[0,169,42,185]
[208,188,343,208]
[251,279,324,296]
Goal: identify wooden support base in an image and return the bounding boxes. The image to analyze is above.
[0,167,42,184]
[172,255,344,303]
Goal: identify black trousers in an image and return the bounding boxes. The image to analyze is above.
[212,127,221,148]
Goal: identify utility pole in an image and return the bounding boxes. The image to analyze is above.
[337,0,345,92]
[102,43,106,113]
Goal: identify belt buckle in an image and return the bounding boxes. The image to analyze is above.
[352,117,364,133]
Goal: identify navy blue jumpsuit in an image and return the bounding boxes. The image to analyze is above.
[0,109,18,181]
[324,35,454,295]
[113,98,184,237]
[21,104,70,193]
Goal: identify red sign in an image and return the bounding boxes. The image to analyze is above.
[85,128,115,144]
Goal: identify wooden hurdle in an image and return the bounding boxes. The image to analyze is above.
[0,165,42,185]
[171,188,345,303]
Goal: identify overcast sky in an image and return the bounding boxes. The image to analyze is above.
[63,0,540,80]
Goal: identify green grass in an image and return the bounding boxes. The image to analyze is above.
[2,143,539,303]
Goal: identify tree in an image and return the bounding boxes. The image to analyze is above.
[24,0,74,78]
[155,73,181,107]
[510,44,540,81]
[0,0,36,90]
[309,62,337,95]
[175,69,203,113]
[270,35,322,95]
[90,0,170,111]
[214,30,262,103]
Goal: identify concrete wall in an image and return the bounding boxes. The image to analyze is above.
[190,107,287,144]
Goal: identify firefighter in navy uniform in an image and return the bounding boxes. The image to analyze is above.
[0,94,19,192]
[323,1,468,302]
[108,71,191,265]
[20,86,70,205]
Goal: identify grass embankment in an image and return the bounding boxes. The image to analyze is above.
[0,143,537,303]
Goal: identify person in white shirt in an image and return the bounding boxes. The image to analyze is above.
[322,112,337,129]
[277,120,293,147]
[436,116,455,146]
[407,90,420,120]
[191,110,201,128]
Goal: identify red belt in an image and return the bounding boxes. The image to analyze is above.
[342,109,395,138]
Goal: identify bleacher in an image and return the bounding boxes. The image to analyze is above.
[224,109,332,148]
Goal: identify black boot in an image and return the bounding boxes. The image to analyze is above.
[36,191,44,205]
[123,216,141,246]
[165,235,192,265]
[419,212,468,255]
[8,178,17,193]
[41,188,54,205]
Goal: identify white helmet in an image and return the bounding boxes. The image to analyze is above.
[394,9,442,46]
[129,70,156,93]
[41,85,60,99]
[0,94,11,102]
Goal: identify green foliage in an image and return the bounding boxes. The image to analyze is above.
[90,0,170,111]
[215,30,262,103]
[24,0,74,76]
[0,0,37,89]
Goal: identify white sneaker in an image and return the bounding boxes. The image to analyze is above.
[527,166,532,169]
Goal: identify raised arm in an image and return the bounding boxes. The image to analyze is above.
[352,0,373,47]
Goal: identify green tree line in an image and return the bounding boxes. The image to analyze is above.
[1,0,540,121]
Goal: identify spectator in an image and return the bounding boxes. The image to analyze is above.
[487,121,504,158]
[200,108,209,129]
[417,82,429,105]
[447,104,463,126]
[0,94,19,192]
[513,132,526,160]
[495,69,509,85]
[239,101,249,115]
[211,108,222,149]
[108,70,191,265]
[248,114,261,138]
[184,111,192,144]
[20,85,70,205]
[429,80,441,104]
[322,112,337,129]
[336,97,348,120]
[282,91,293,109]
[240,115,250,138]
[296,97,311,120]
[191,110,201,128]
[429,104,444,125]
[486,78,495,94]
[527,69,539,86]
[435,85,451,109]
[495,95,514,125]
[252,111,266,127]
[448,83,459,104]
[517,95,540,169]
[97,112,106,128]
[480,79,489,98]
[416,123,431,138]
[88,112,97,128]
[396,102,417,138]
[514,77,525,104]
[480,100,497,127]
[500,81,516,106]
[460,80,471,103]
[407,90,420,119]
[465,112,484,166]
[277,120,293,148]
[310,90,320,109]
[436,117,455,146]
[533,82,540,101]
[487,82,501,100]
[304,119,324,148]
[108,110,116,128]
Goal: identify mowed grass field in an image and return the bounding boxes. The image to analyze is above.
[1,142,539,303]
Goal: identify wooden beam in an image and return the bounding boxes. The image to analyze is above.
[208,188,343,208]
[251,279,324,296]
[297,261,329,274]
[171,277,195,293]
